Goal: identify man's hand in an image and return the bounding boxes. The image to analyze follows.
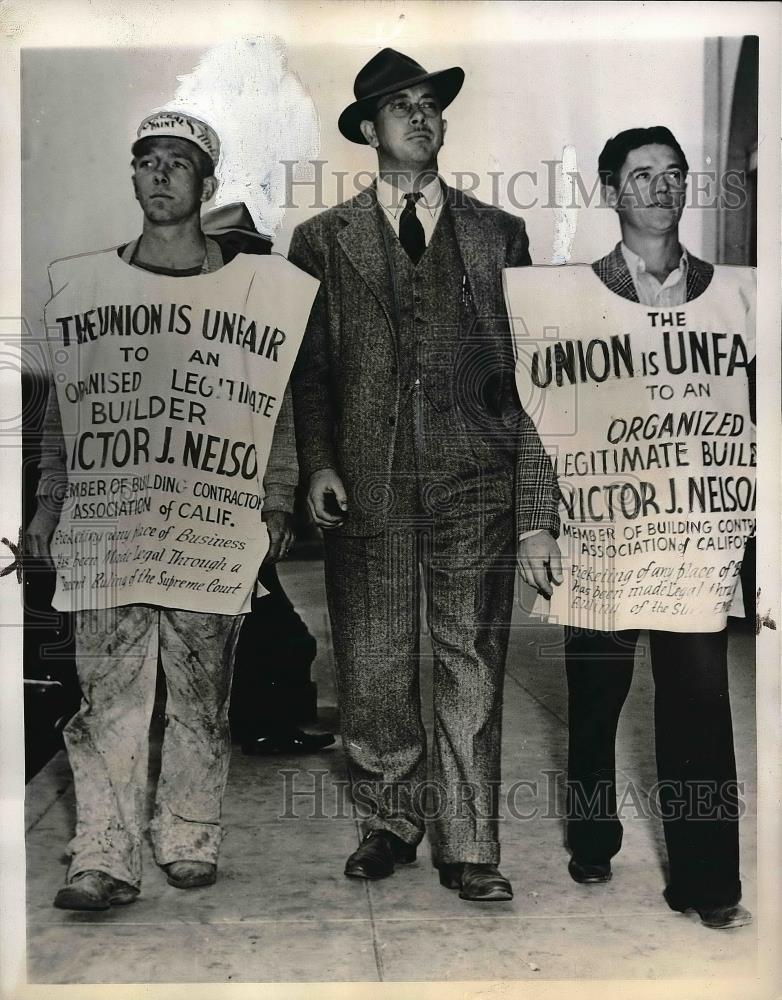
[307,468,348,529]
[262,510,294,563]
[517,530,563,599]
[25,505,61,567]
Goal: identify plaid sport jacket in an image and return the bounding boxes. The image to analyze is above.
[591,241,714,302]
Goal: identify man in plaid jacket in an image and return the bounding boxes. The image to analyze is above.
[562,126,753,931]
[289,48,561,901]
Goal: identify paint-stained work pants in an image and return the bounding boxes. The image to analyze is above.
[63,606,243,889]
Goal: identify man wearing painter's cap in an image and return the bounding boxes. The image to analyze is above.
[26,111,316,910]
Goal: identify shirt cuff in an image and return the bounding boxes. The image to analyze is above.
[518,528,551,542]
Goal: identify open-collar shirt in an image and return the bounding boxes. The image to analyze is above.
[620,241,690,307]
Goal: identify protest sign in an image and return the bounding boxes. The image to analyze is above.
[504,263,755,632]
[44,249,318,614]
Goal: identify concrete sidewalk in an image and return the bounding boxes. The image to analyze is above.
[24,559,757,984]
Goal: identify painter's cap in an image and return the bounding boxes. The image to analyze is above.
[134,110,221,166]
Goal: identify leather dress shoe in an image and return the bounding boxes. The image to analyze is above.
[438,863,513,901]
[568,858,612,884]
[241,728,336,756]
[165,860,217,889]
[664,885,752,929]
[53,870,139,910]
[344,830,417,880]
[692,902,753,929]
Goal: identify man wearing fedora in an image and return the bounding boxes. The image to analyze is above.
[289,48,561,901]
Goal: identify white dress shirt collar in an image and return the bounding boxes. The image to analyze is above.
[376,173,444,220]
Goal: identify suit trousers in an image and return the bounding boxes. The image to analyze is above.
[564,627,742,909]
[63,606,243,888]
[323,402,516,864]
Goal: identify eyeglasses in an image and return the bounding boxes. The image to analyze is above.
[379,98,442,119]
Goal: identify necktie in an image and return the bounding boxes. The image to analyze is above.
[399,192,426,264]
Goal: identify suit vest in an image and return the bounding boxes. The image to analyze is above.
[381,203,514,476]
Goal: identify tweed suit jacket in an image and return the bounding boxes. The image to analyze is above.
[288,182,561,538]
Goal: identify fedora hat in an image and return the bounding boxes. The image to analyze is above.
[338,48,464,144]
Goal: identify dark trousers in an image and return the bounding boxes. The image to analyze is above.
[229,564,317,738]
[323,406,516,864]
[564,627,742,909]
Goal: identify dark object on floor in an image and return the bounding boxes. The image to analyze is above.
[344,830,417,880]
[241,727,335,756]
